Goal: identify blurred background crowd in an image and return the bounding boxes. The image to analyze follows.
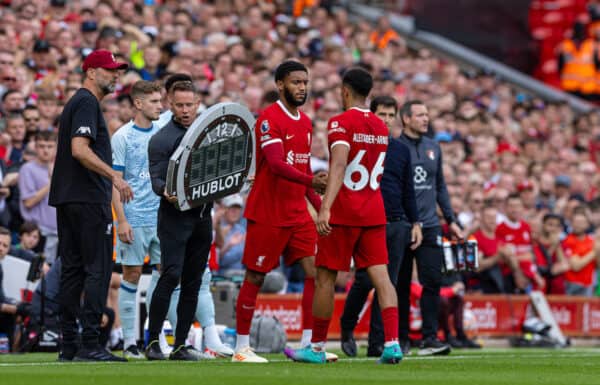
[0,0,597,318]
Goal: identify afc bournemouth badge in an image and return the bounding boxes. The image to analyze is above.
[427,149,435,160]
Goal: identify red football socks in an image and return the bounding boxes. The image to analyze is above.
[302,277,315,330]
[382,306,399,342]
[311,316,331,344]
[236,280,261,335]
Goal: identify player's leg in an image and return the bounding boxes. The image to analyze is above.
[116,227,145,359]
[286,226,354,364]
[360,226,402,364]
[298,256,316,345]
[287,221,318,348]
[233,221,287,363]
[196,267,234,357]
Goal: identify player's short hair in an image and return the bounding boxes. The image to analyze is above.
[164,73,193,93]
[5,112,24,124]
[170,80,197,95]
[1,89,22,103]
[0,226,9,237]
[370,95,398,114]
[342,67,373,98]
[130,80,162,100]
[35,130,57,142]
[274,60,307,82]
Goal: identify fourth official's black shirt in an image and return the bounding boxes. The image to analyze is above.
[49,88,112,206]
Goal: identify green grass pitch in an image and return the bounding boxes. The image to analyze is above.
[1,348,599,385]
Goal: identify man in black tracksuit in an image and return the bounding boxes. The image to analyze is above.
[145,80,212,361]
[339,96,422,358]
[396,100,463,356]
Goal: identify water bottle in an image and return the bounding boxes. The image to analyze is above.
[454,240,466,271]
[223,327,236,347]
[465,236,479,271]
[0,333,9,354]
[442,237,455,273]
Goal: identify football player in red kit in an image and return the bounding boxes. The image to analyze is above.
[285,68,403,364]
[232,60,328,363]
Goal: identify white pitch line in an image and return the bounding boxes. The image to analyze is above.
[1,351,600,367]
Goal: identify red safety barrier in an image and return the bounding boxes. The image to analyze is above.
[255,293,600,339]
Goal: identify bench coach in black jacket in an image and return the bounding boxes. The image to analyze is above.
[146,81,212,361]
[396,100,464,356]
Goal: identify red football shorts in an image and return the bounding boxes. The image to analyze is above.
[316,225,388,272]
[243,220,317,273]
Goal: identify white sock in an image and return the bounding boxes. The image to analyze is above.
[204,325,222,350]
[110,327,122,347]
[311,341,325,351]
[118,280,138,349]
[235,334,250,351]
[300,329,312,348]
[384,341,398,348]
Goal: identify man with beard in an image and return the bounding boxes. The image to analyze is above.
[232,60,328,363]
[49,50,132,362]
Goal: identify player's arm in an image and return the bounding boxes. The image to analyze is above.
[568,248,596,271]
[435,149,461,238]
[111,171,134,244]
[262,141,326,190]
[317,142,349,236]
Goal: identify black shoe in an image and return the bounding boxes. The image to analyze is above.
[447,335,464,349]
[418,338,451,356]
[74,345,128,362]
[145,340,166,361]
[366,344,383,357]
[340,330,357,357]
[58,345,77,362]
[400,339,411,356]
[110,339,124,351]
[459,337,482,349]
[123,344,145,359]
[169,345,199,361]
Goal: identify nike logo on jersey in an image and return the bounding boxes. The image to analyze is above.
[286,134,294,140]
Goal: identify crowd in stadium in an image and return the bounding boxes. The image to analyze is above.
[0,0,599,355]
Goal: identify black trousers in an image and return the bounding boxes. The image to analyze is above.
[148,203,212,346]
[340,221,411,348]
[57,203,113,348]
[0,312,16,351]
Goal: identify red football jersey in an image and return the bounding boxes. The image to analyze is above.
[327,107,388,226]
[473,230,499,258]
[244,101,313,226]
[495,219,534,275]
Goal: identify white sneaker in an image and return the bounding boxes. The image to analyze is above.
[325,351,338,363]
[123,345,145,360]
[231,347,268,363]
[205,343,234,358]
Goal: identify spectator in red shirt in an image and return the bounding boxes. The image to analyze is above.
[495,194,546,292]
[563,210,598,296]
[533,214,569,295]
[472,204,526,293]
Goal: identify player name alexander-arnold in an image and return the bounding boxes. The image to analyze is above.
[191,172,244,199]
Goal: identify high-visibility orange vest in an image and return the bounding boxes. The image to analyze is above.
[293,0,317,17]
[560,38,596,94]
[370,29,400,50]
